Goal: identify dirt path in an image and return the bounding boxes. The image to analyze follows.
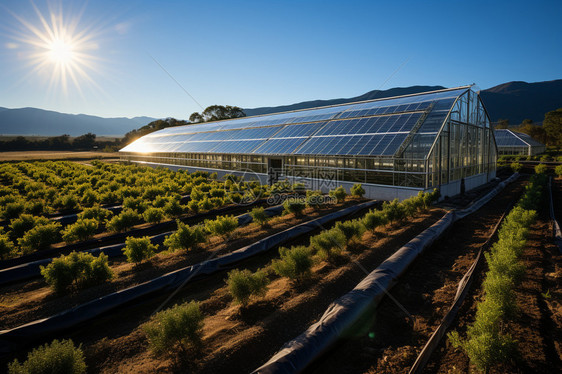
[425,183,562,374]
[307,177,526,374]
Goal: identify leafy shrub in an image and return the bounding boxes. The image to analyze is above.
[350,184,366,198]
[78,205,113,222]
[2,201,25,220]
[163,199,184,217]
[329,186,347,203]
[143,207,166,224]
[540,155,549,162]
[229,193,243,204]
[56,195,79,211]
[143,301,204,360]
[310,228,346,262]
[198,197,214,211]
[187,200,200,213]
[555,164,562,178]
[305,191,326,208]
[334,219,366,245]
[209,188,226,198]
[24,199,47,215]
[123,196,148,214]
[105,209,141,232]
[123,236,158,264]
[8,214,50,241]
[283,198,306,217]
[40,251,113,293]
[510,162,522,173]
[164,221,208,251]
[362,209,388,233]
[18,222,62,253]
[80,189,98,207]
[0,232,16,260]
[226,268,270,306]
[205,215,238,239]
[7,339,86,374]
[271,246,313,282]
[250,206,269,227]
[62,219,99,243]
[142,186,166,201]
[382,198,406,224]
[534,163,547,174]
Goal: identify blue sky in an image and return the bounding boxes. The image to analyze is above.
[0,0,560,120]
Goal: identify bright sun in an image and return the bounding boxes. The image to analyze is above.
[8,1,103,95]
[48,38,74,64]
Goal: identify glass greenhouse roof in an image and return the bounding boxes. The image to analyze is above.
[494,129,545,147]
[121,87,471,157]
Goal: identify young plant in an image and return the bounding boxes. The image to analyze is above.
[40,251,113,293]
[226,268,270,306]
[510,162,522,173]
[382,198,406,224]
[362,209,388,234]
[78,205,113,222]
[250,206,269,227]
[163,199,184,217]
[18,222,62,253]
[534,163,547,174]
[7,339,86,374]
[0,232,16,260]
[143,301,204,361]
[271,246,313,282]
[329,186,347,203]
[310,228,347,262]
[205,215,238,239]
[105,209,141,233]
[123,236,158,264]
[334,219,366,247]
[164,220,208,251]
[8,214,50,241]
[61,219,99,243]
[123,196,148,214]
[350,183,366,198]
[283,198,306,217]
[555,164,562,179]
[143,207,166,224]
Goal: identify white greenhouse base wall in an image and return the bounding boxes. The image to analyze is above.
[128,160,495,201]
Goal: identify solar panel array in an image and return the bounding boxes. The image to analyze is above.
[121,88,469,157]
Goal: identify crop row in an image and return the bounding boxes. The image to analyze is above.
[449,173,547,372]
[0,160,286,260]
[4,187,439,372]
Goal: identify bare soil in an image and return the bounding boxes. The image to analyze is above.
[0,201,357,330]
[425,180,562,374]
[307,176,529,374]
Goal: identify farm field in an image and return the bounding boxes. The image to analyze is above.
[0,160,560,374]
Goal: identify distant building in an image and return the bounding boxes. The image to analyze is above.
[494,129,546,156]
[121,86,497,200]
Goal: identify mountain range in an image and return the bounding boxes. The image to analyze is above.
[0,107,156,137]
[0,79,560,136]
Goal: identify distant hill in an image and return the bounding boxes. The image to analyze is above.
[0,107,158,136]
[244,80,562,125]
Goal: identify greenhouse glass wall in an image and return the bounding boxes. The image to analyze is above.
[120,86,497,200]
[494,129,546,156]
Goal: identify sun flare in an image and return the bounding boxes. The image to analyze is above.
[8,1,105,95]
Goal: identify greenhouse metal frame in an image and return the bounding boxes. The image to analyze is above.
[121,86,497,200]
[494,129,546,156]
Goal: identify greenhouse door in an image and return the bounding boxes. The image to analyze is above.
[268,158,283,185]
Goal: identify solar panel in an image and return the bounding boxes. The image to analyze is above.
[253,138,307,154]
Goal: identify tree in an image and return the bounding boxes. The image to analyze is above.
[189,112,203,123]
[517,119,547,144]
[189,105,246,124]
[494,119,509,129]
[73,133,96,150]
[543,108,562,147]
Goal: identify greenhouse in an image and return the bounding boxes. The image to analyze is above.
[494,129,546,156]
[120,86,497,200]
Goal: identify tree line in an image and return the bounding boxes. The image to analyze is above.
[0,133,121,152]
